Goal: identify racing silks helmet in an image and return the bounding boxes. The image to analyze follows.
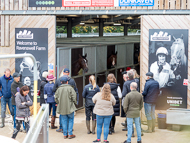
[156,47,168,56]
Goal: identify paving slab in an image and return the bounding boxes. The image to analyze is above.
[0,109,190,143]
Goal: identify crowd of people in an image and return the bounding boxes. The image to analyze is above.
[0,67,160,143]
[0,68,33,139]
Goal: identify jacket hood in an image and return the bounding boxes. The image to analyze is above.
[13,80,22,84]
[59,84,72,88]
[106,82,120,90]
[4,75,13,80]
[61,75,71,80]
[41,77,48,82]
[146,78,154,82]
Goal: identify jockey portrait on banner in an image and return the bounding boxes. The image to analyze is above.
[149,29,188,109]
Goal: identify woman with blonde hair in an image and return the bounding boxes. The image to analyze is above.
[92,84,116,143]
[106,73,122,134]
[82,75,100,134]
[132,69,140,79]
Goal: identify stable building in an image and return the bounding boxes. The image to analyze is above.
[0,0,189,114]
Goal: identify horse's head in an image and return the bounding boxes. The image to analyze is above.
[79,54,88,73]
[170,35,185,69]
[108,51,117,67]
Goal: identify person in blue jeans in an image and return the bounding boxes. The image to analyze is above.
[11,72,25,132]
[53,68,79,133]
[123,82,143,143]
[142,72,159,133]
[0,68,14,128]
[44,74,57,129]
[92,84,116,143]
[54,77,77,139]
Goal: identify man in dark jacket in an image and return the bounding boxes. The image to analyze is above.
[142,72,159,133]
[39,71,49,106]
[11,72,24,130]
[121,71,128,128]
[122,70,139,98]
[122,70,136,131]
[53,68,79,132]
[0,68,14,128]
[123,82,143,143]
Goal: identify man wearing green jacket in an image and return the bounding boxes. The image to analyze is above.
[55,76,77,139]
[123,82,143,143]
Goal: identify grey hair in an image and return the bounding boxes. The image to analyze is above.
[127,70,134,80]
[130,82,137,89]
[4,68,11,73]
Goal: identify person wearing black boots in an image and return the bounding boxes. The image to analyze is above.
[106,73,122,135]
[82,75,100,134]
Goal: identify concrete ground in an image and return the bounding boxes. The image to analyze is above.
[0,108,190,143]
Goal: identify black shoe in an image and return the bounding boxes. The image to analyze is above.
[111,128,115,133]
[103,141,109,143]
[137,141,142,143]
[122,128,127,131]
[93,139,101,143]
[123,141,131,143]
[126,133,135,137]
[121,122,126,127]
[109,130,112,135]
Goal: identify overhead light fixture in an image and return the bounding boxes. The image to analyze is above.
[114,23,121,26]
[122,22,132,24]
[80,23,85,25]
[104,22,114,25]
[81,20,94,23]
[126,16,133,20]
[100,15,110,18]
[57,18,68,22]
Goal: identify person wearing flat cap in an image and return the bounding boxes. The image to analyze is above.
[53,68,79,105]
[11,72,24,130]
[53,68,79,133]
[54,76,77,139]
[142,72,159,133]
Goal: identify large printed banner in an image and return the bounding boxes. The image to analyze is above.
[29,0,114,7]
[15,28,48,99]
[29,0,154,7]
[63,0,114,7]
[29,0,62,7]
[149,29,188,109]
[119,0,154,6]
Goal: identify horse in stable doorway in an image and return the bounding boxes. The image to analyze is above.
[107,51,117,69]
[72,54,88,76]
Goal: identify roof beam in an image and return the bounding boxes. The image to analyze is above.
[0,10,189,15]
